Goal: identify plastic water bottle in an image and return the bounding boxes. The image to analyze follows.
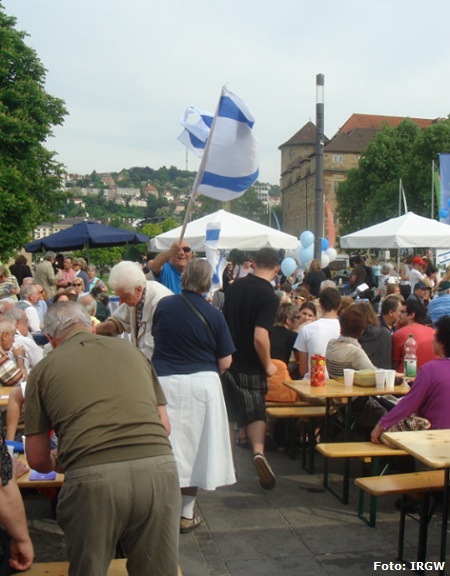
[404,334,417,378]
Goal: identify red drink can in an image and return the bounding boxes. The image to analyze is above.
[310,355,326,387]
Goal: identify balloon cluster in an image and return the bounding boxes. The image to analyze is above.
[280,230,338,277]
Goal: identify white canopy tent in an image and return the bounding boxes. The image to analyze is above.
[340,212,450,249]
[149,209,299,251]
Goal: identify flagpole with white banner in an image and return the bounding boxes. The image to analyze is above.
[177,85,259,244]
[178,94,222,243]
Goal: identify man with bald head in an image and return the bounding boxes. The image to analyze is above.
[152,241,192,294]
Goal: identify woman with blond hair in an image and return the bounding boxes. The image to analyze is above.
[303,259,326,298]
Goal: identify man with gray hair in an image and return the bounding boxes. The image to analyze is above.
[0,319,27,385]
[96,261,172,360]
[17,284,41,332]
[33,251,62,299]
[25,302,181,576]
[4,308,43,370]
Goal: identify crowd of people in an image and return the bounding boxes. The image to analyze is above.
[1,244,450,575]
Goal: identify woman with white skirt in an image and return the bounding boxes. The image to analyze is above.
[152,258,236,533]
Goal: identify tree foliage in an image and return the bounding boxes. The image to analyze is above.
[336,118,450,236]
[0,6,68,256]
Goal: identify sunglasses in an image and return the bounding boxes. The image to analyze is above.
[294,315,301,319]
[292,296,305,301]
[182,247,191,253]
[73,283,83,287]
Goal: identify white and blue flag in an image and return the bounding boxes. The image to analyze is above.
[178,107,214,158]
[204,222,226,290]
[179,86,259,202]
[196,86,259,201]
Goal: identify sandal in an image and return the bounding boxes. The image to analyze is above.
[180,514,202,534]
[236,437,249,449]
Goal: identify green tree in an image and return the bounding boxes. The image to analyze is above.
[0,6,67,256]
[336,118,450,235]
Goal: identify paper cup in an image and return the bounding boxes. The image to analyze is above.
[385,370,396,391]
[343,368,355,388]
[7,445,14,458]
[375,369,385,390]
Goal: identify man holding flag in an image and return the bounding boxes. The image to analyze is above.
[152,241,193,295]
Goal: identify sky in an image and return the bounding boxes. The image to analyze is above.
[3,0,450,185]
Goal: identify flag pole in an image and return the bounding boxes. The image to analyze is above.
[431,159,435,219]
[178,87,223,244]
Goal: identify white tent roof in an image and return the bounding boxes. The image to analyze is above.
[340,212,450,249]
[149,209,299,251]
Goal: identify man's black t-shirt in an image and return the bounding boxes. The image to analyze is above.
[223,274,279,375]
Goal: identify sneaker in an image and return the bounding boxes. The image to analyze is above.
[180,514,202,534]
[252,452,276,490]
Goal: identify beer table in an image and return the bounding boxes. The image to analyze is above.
[284,379,410,503]
[0,386,12,407]
[16,454,64,489]
[383,430,450,573]
[284,378,411,440]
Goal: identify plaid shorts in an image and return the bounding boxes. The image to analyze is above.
[221,370,267,427]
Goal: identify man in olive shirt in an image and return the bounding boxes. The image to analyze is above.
[24,302,180,576]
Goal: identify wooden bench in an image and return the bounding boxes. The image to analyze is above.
[266,400,311,408]
[316,441,408,522]
[24,559,182,575]
[355,470,445,563]
[266,405,326,472]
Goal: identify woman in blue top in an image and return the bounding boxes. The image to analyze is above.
[152,258,236,534]
[87,265,106,293]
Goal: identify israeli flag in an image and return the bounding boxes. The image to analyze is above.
[194,86,259,202]
[178,107,214,158]
[205,222,226,291]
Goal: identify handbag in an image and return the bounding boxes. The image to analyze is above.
[381,414,431,448]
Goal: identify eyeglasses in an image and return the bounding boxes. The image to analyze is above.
[294,315,301,319]
[292,296,305,301]
[182,247,191,253]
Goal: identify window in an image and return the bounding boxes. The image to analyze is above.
[332,154,344,163]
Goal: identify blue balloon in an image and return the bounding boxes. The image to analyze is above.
[299,245,314,266]
[300,230,315,248]
[280,257,297,277]
[321,238,329,251]
[440,208,449,219]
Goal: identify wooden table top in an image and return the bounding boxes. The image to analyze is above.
[24,559,127,576]
[0,386,12,406]
[16,454,64,489]
[382,429,450,469]
[284,378,411,400]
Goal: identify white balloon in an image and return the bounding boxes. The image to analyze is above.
[326,247,337,263]
[321,253,330,268]
[285,249,298,261]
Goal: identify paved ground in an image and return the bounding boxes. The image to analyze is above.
[25,445,449,575]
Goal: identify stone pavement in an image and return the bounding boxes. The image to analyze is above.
[25,446,449,575]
